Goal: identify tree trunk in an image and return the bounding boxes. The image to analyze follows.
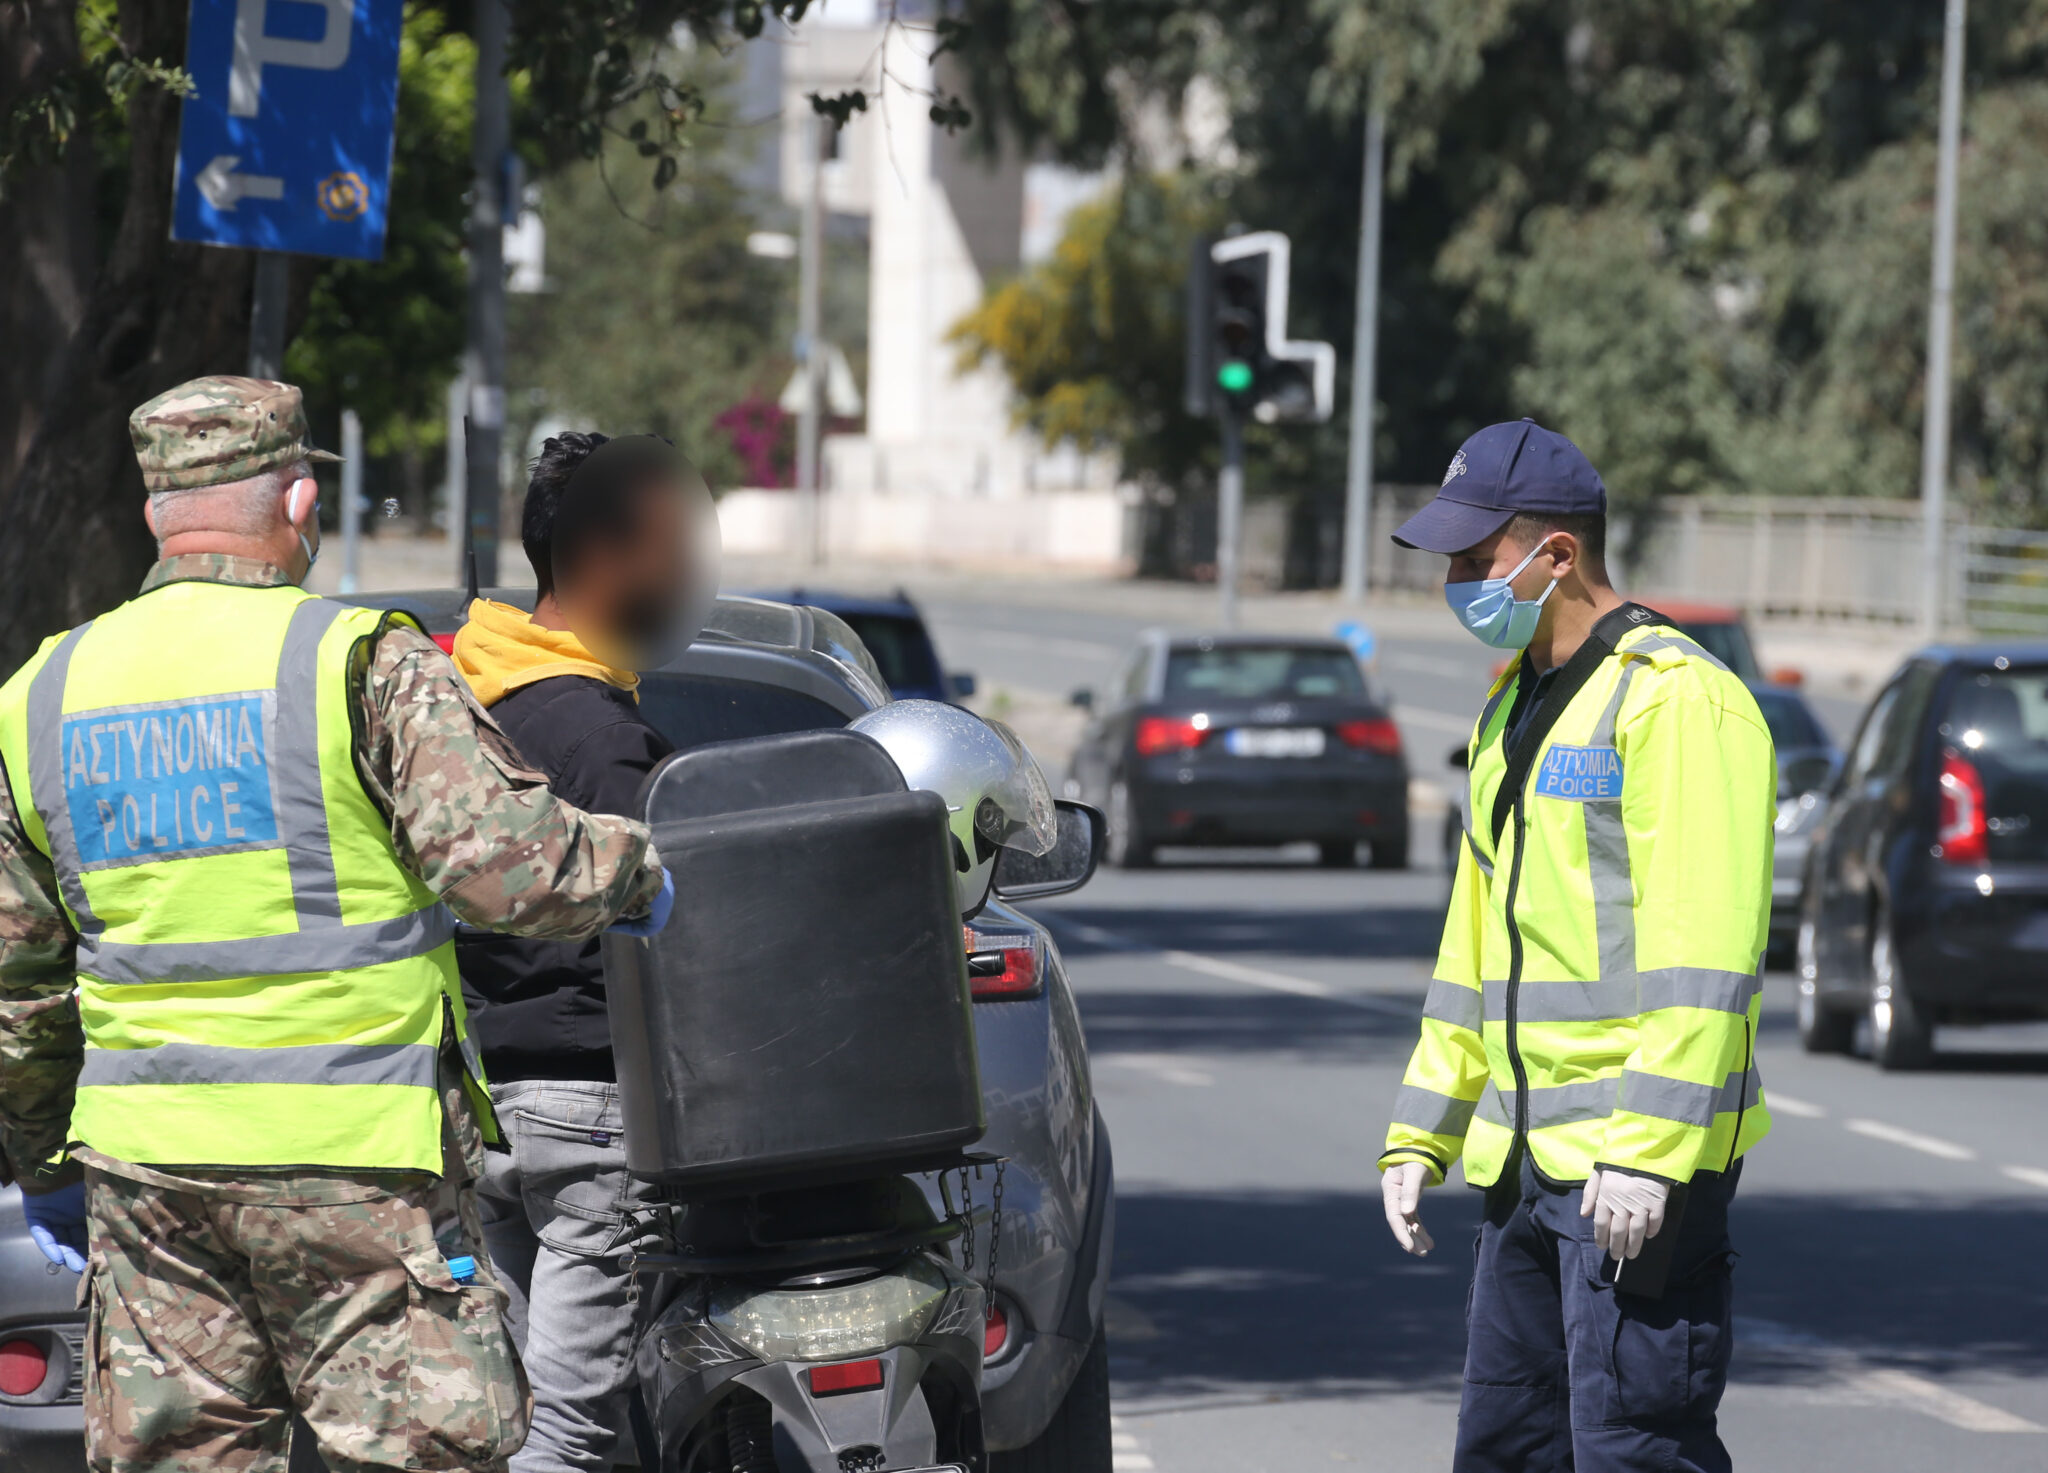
[0,1,99,483]
[0,0,264,671]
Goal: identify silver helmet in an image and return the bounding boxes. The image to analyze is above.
[850,700,1058,918]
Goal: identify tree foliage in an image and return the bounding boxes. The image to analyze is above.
[948,0,2048,529]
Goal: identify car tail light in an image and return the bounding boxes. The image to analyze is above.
[808,1359,885,1396]
[1337,717,1403,755]
[984,1301,1010,1360]
[1135,715,1207,757]
[1937,752,1988,865]
[432,632,458,655]
[0,1338,48,1397]
[964,928,1040,1000]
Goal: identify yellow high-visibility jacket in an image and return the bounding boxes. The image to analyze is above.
[1382,612,1776,1187]
[0,581,484,1174]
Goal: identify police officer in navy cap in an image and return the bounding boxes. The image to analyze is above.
[1378,420,1777,1472]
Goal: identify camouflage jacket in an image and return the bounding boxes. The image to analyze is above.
[0,555,663,1186]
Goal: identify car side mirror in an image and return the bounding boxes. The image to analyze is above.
[991,800,1104,901]
[1069,687,1095,711]
[1446,744,1470,770]
[947,671,977,700]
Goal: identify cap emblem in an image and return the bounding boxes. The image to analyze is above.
[1442,450,1468,487]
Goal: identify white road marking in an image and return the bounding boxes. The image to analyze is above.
[1395,705,1475,736]
[1842,1118,1978,1162]
[1764,1091,1827,1118]
[1097,1052,1215,1087]
[1855,1368,2044,1434]
[1110,1415,1158,1470]
[1742,1318,2043,1433]
[1055,920,1416,1017]
[2000,1164,2048,1192]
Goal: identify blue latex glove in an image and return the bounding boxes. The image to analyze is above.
[22,1181,87,1274]
[609,867,674,938]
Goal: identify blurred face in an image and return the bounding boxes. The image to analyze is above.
[554,477,699,667]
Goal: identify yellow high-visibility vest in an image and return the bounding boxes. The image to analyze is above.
[1383,615,1776,1187]
[0,579,487,1174]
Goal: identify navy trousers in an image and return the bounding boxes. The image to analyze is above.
[1452,1154,1739,1473]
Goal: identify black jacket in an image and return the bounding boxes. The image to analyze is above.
[457,675,672,1082]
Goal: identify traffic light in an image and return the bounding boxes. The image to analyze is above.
[1184,231,1335,425]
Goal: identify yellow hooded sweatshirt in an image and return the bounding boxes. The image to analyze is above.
[451,597,638,709]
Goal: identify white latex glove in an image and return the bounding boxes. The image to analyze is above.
[1381,1161,1436,1256]
[1580,1168,1670,1262]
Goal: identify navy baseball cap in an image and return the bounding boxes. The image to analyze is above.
[1392,419,1607,554]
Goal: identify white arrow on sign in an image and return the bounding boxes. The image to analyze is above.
[196,154,284,212]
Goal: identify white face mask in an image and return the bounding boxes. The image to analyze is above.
[289,481,320,578]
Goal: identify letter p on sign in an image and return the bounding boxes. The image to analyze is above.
[230,0,354,117]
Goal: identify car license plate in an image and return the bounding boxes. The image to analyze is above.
[1226,727,1325,758]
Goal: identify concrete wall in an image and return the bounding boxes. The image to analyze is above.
[718,487,1133,572]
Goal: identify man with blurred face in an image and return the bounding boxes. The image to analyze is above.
[453,430,714,1473]
[1376,420,1776,1472]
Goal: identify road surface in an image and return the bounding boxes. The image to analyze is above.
[907,587,2045,1473]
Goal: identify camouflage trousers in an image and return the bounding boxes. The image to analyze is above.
[80,1162,530,1473]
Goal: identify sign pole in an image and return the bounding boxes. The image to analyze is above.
[339,407,364,593]
[796,113,826,568]
[463,0,510,588]
[247,252,289,378]
[1217,408,1245,630]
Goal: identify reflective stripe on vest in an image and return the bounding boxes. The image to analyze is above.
[26,598,455,984]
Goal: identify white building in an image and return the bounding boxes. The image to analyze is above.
[722,4,1127,567]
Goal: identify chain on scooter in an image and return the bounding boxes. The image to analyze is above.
[984,1157,1006,1318]
[956,1165,975,1277]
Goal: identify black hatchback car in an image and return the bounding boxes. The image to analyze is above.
[1798,644,2048,1067]
[1064,632,1410,868]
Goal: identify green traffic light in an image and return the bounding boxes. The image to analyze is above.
[1216,360,1254,393]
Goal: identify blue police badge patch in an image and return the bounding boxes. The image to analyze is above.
[63,693,280,867]
[1534,743,1623,802]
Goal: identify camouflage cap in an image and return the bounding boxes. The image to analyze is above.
[128,375,341,492]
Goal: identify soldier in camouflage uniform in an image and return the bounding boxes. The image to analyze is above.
[0,377,672,1473]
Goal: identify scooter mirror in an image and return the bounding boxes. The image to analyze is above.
[990,800,1105,901]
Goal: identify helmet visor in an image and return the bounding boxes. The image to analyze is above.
[975,719,1058,856]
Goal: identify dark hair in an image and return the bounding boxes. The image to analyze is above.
[1506,511,1607,580]
[523,431,611,596]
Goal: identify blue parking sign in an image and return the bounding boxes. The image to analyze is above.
[172,0,404,262]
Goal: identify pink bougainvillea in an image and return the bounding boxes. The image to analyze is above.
[715,396,794,488]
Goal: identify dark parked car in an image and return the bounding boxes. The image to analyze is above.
[744,587,974,703]
[1797,645,2048,1067]
[1751,682,1842,965]
[0,591,1113,1471]
[1065,632,1410,868]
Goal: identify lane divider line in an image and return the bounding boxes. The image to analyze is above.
[1842,1118,1978,1162]
[1763,1091,1826,1119]
[1110,1414,1157,1471]
[1856,1367,2044,1434]
[2000,1164,2048,1192]
[1097,1052,1216,1088]
[1050,919,1417,1017]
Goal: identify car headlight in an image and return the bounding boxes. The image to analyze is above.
[708,1257,951,1362]
[1775,792,1822,836]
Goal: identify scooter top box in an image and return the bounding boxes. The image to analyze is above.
[604,730,985,1191]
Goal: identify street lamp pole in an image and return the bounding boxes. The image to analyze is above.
[1919,0,1967,641]
[795,114,826,568]
[463,0,510,588]
[1340,88,1386,603]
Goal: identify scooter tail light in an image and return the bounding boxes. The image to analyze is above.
[808,1359,885,1396]
[1134,715,1205,757]
[1937,752,1988,865]
[0,1338,48,1397]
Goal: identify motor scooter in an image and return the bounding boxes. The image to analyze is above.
[603,724,1102,1473]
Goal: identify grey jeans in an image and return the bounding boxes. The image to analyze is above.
[477,1080,661,1473]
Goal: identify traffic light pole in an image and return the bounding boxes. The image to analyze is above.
[1217,407,1245,629]
[462,0,510,588]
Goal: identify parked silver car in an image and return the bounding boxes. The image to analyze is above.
[0,592,1113,1470]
